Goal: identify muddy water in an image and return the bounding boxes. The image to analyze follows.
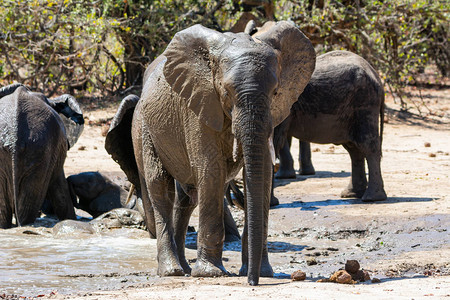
[0,226,158,296]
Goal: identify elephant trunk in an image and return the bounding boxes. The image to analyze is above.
[233,92,272,286]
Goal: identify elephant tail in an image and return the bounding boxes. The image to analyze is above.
[105,94,141,190]
[379,91,385,157]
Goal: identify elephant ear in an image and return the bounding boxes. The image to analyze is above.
[162,24,231,132]
[0,83,25,99]
[49,94,84,148]
[253,21,316,126]
[105,94,140,189]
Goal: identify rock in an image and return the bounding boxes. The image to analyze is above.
[306,258,318,266]
[329,270,354,284]
[371,277,381,283]
[291,270,306,281]
[345,260,360,274]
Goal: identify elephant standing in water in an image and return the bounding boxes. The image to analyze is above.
[274,50,387,201]
[0,84,84,228]
[106,22,315,285]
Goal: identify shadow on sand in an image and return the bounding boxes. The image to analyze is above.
[272,197,436,210]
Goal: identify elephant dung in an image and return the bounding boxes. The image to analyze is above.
[329,270,355,284]
[345,259,360,274]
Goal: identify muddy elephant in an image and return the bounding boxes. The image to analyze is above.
[106,97,242,241]
[0,83,84,228]
[273,50,387,201]
[105,22,315,285]
[66,171,140,218]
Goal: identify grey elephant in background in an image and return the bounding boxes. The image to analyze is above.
[106,22,315,285]
[66,171,141,218]
[273,50,387,201]
[0,83,84,228]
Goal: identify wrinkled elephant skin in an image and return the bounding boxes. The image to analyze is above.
[0,84,84,228]
[274,50,387,201]
[106,22,315,285]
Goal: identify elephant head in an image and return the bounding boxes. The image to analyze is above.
[48,94,84,148]
[162,21,315,284]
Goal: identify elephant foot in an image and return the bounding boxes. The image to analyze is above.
[192,259,228,277]
[340,187,365,199]
[275,167,296,179]
[157,260,185,277]
[191,247,228,277]
[362,187,387,202]
[299,164,315,175]
[270,195,279,207]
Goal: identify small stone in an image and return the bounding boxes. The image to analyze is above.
[291,270,306,281]
[345,260,360,274]
[306,258,317,266]
[78,145,86,151]
[429,153,436,157]
[424,142,431,147]
[371,277,381,283]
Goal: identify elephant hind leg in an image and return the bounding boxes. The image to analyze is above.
[144,157,184,276]
[362,148,387,202]
[173,182,197,274]
[0,188,13,229]
[46,170,76,221]
[341,143,367,198]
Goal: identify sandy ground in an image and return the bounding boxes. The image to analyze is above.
[28,86,450,299]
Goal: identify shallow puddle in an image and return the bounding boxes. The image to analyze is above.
[0,227,158,296]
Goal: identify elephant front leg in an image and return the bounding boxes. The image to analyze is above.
[299,141,316,175]
[192,176,228,277]
[275,138,296,179]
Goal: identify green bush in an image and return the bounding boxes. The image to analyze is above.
[1,0,448,109]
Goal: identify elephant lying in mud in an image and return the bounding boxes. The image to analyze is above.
[273,50,387,201]
[106,22,315,285]
[0,83,84,228]
[66,171,141,218]
[52,208,146,235]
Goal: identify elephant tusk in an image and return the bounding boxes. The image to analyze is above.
[125,183,135,206]
[268,133,276,166]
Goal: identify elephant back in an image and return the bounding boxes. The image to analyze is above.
[105,94,141,188]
